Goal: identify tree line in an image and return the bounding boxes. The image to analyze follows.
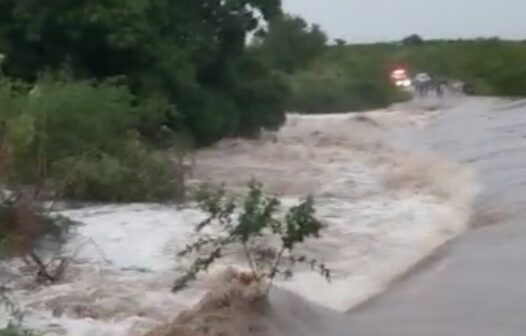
[1,2,526,204]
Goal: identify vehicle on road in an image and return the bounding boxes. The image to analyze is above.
[390,68,412,88]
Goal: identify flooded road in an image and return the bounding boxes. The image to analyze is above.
[346,97,526,335]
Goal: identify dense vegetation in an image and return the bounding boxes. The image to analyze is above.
[0,76,185,202]
[1,1,526,203]
[0,0,288,146]
[283,44,408,113]
[0,0,292,202]
[250,15,407,113]
[252,14,328,74]
[275,36,526,113]
[388,38,526,96]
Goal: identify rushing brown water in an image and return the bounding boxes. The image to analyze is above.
[139,96,481,336]
[345,97,526,335]
[212,96,526,336]
[2,96,499,336]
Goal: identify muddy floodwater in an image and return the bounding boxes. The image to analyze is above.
[346,97,526,336]
[4,97,523,335]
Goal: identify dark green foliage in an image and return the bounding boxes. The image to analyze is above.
[0,0,288,143]
[26,78,143,160]
[286,46,407,113]
[368,39,526,97]
[402,34,424,46]
[173,181,328,292]
[286,70,406,113]
[57,135,185,202]
[0,327,32,336]
[252,14,407,113]
[237,181,281,243]
[1,77,139,179]
[0,0,290,202]
[283,197,320,249]
[0,77,184,202]
[334,39,346,47]
[253,14,328,74]
[233,57,289,135]
[285,38,526,113]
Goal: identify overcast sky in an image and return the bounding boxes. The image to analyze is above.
[282,0,526,43]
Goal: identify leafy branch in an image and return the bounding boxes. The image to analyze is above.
[173,180,330,293]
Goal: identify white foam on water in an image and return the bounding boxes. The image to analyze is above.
[0,103,479,335]
[59,204,200,271]
[276,194,470,311]
[1,205,209,335]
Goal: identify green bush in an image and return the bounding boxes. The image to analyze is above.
[0,0,287,144]
[252,14,328,74]
[16,76,145,157]
[173,181,329,292]
[362,39,526,97]
[56,135,184,202]
[282,39,526,113]
[287,73,405,113]
[286,48,407,113]
[0,76,185,202]
[1,76,143,178]
[0,326,32,336]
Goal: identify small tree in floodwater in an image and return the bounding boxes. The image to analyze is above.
[173,181,330,293]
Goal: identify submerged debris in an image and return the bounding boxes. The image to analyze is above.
[145,268,269,336]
